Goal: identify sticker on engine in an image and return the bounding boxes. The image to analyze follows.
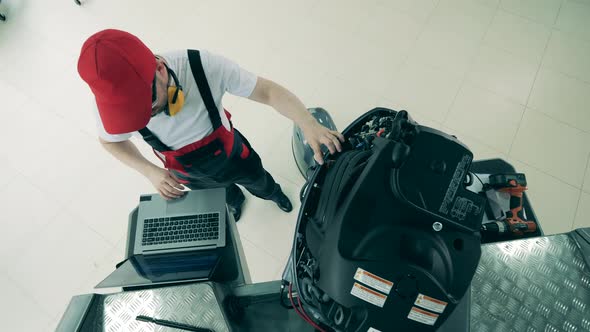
[367,328,382,332]
[450,196,480,221]
[354,268,394,295]
[350,282,387,308]
[439,154,471,215]
[414,294,448,314]
[408,306,439,326]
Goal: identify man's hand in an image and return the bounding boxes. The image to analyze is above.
[247,77,345,164]
[146,166,186,200]
[300,119,345,165]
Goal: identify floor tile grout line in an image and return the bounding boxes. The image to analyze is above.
[541,55,590,86]
[478,6,555,66]
[499,0,565,27]
[509,154,586,191]
[526,104,590,135]
[0,187,72,273]
[387,0,443,79]
[1,53,81,117]
[553,0,566,26]
[442,3,499,124]
[74,214,123,248]
[421,44,590,137]
[494,2,590,82]
[0,172,70,227]
[3,156,122,247]
[506,109,528,157]
[479,42,545,67]
[0,79,29,113]
[541,0,590,85]
[8,202,117,270]
[10,159,106,221]
[495,5,558,27]
[507,25,556,156]
[0,272,56,323]
[500,0,590,84]
[380,0,455,122]
[239,235,286,263]
[453,76,527,107]
[441,124,507,156]
[551,25,590,45]
[274,170,305,189]
[380,56,527,127]
[581,152,590,194]
[570,189,583,230]
[376,7,590,134]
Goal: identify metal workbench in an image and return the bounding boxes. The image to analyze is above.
[57,159,590,331]
[57,228,590,331]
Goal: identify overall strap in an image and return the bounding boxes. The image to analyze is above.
[138,127,171,152]
[139,49,223,152]
[187,49,223,129]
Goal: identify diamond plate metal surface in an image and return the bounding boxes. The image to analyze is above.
[472,234,590,332]
[81,283,230,332]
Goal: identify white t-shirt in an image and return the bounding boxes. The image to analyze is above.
[94,49,258,150]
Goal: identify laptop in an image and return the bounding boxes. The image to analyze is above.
[133,187,226,255]
[95,188,227,288]
[95,249,221,288]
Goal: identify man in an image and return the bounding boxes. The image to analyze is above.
[77,29,344,221]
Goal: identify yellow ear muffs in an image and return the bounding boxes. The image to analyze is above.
[167,86,185,116]
[164,64,185,116]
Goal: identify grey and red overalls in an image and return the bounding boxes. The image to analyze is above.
[138,50,279,207]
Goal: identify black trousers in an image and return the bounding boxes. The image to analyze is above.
[171,129,279,207]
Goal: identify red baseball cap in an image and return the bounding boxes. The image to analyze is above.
[77,29,156,134]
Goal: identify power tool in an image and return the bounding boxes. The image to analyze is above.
[481,173,537,236]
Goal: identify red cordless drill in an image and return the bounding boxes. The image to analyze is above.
[482,173,537,236]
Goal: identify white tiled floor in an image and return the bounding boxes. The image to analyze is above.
[0,0,589,331]
[444,83,525,154]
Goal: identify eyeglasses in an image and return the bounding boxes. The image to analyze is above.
[151,75,158,108]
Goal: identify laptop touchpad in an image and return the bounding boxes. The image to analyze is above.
[166,194,194,214]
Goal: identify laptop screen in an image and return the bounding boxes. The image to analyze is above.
[96,250,220,288]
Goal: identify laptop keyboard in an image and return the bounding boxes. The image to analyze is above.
[142,213,220,246]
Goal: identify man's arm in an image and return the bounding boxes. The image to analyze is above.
[99,138,185,199]
[247,77,345,164]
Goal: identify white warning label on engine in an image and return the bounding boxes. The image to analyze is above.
[367,328,382,332]
[408,306,439,326]
[354,268,394,295]
[414,293,448,314]
[350,282,387,308]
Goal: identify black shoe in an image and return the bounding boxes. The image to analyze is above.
[229,204,242,222]
[270,189,293,212]
[227,186,245,222]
